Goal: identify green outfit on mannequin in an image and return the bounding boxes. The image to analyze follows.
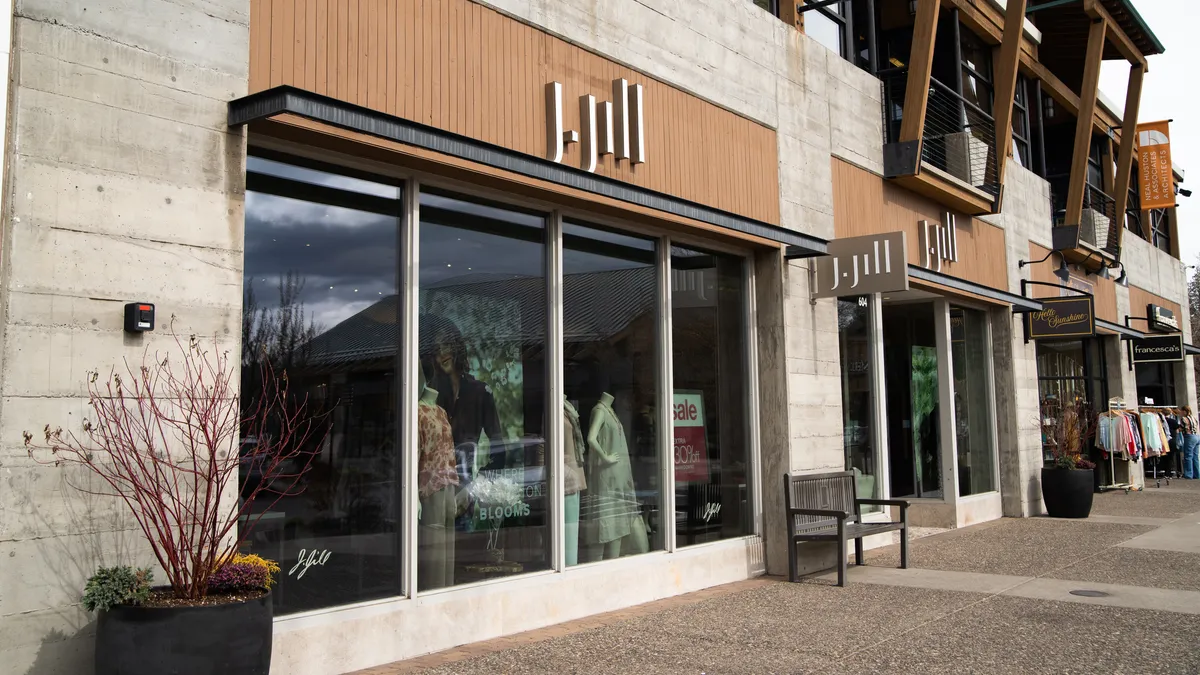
[585,392,649,559]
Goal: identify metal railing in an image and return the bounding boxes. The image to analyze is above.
[1048,176,1123,256]
[881,71,1000,198]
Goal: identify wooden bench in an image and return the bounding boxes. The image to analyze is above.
[784,471,910,586]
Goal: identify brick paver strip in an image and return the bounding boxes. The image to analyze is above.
[350,577,777,674]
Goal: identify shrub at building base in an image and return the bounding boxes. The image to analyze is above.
[25,328,326,675]
[1039,400,1097,519]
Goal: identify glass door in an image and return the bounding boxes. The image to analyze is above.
[883,302,942,499]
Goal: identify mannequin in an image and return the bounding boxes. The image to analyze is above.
[563,397,588,566]
[585,392,649,559]
[417,369,458,590]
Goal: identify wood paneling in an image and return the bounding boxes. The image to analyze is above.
[1128,285,1181,324]
[248,0,781,225]
[254,114,782,250]
[831,158,1008,292]
[1027,242,1118,324]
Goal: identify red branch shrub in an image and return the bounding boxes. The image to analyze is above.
[25,327,327,601]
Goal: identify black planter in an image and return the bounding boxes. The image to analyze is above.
[95,590,272,675]
[1041,467,1095,519]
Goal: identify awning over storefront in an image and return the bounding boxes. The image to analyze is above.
[228,86,827,257]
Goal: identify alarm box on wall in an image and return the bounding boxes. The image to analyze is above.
[124,303,155,333]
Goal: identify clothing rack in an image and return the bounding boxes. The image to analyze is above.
[1139,405,1181,487]
[1098,399,1135,493]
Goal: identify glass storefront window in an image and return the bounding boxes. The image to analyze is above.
[563,222,661,564]
[883,302,941,499]
[241,154,403,615]
[242,156,762,607]
[950,307,995,496]
[837,296,880,509]
[417,190,550,589]
[671,246,751,546]
[1036,339,1107,465]
[1136,362,1177,407]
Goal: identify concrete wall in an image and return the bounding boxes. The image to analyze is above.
[0,0,248,672]
[986,162,1054,517]
[273,538,764,674]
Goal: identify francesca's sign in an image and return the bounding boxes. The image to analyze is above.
[1131,334,1184,364]
[673,391,709,483]
[1027,296,1095,339]
[813,231,909,299]
[546,80,645,172]
[1137,120,1174,210]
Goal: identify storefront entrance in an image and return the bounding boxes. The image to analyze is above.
[883,301,942,499]
[838,289,1002,527]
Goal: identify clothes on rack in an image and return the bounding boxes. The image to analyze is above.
[1138,411,1172,458]
[1096,410,1143,462]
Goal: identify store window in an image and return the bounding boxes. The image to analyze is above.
[1136,362,1177,407]
[563,222,661,564]
[883,301,941,499]
[950,307,995,496]
[241,154,403,615]
[837,296,880,509]
[1036,339,1107,464]
[417,190,550,589]
[671,246,752,546]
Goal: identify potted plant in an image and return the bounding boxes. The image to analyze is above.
[25,329,325,675]
[1040,399,1098,519]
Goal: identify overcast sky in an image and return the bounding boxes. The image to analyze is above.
[1098,0,1200,270]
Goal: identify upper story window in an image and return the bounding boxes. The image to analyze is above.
[1012,76,1032,171]
[752,0,777,15]
[959,29,993,115]
[1150,208,1172,253]
[1126,165,1144,236]
[805,1,853,59]
[1086,135,1105,192]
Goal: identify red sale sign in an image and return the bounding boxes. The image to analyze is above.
[673,391,709,482]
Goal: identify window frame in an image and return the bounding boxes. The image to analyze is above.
[243,141,764,609]
[1012,76,1032,171]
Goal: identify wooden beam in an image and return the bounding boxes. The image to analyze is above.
[899,0,942,146]
[1018,53,1123,134]
[1110,63,1144,254]
[780,0,802,30]
[1064,18,1106,228]
[1083,0,1148,69]
[993,0,1028,186]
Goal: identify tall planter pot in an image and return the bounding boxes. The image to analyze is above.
[95,590,272,675]
[1041,467,1095,519]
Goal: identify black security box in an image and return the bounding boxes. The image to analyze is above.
[124,303,155,333]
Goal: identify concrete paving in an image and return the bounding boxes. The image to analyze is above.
[358,500,1200,675]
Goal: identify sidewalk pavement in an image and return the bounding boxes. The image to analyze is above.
[356,483,1200,675]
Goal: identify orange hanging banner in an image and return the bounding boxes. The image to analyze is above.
[1137,120,1174,210]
